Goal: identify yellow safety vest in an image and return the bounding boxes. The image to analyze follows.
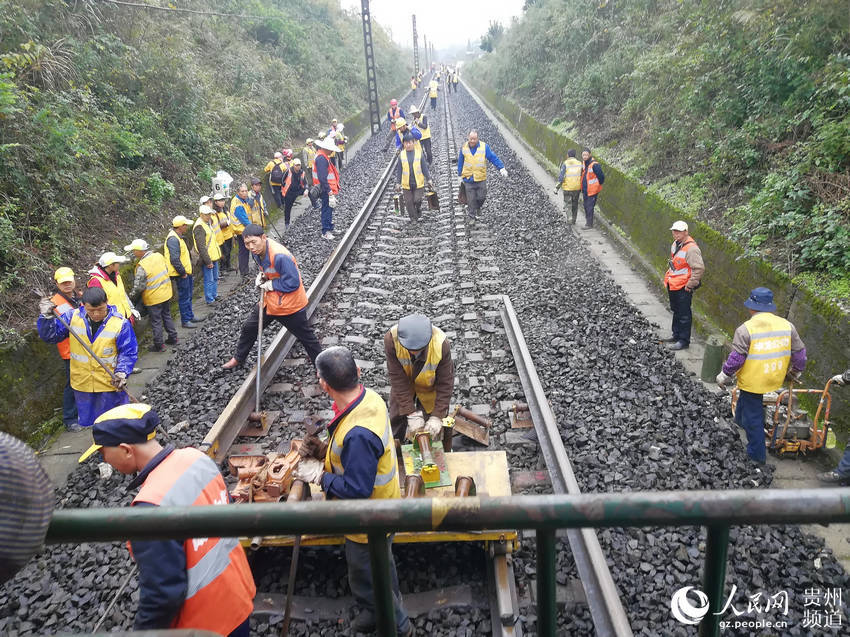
[429,80,438,98]
[400,145,425,190]
[415,116,431,141]
[194,218,222,262]
[561,157,582,191]
[325,388,401,542]
[89,269,132,319]
[209,211,225,245]
[164,229,192,277]
[461,142,488,182]
[249,193,267,227]
[68,309,126,393]
[737,313,794,394]
[228,196,249,235]
[137,252,172,306]
[410,79,417,90]
[213,208,232,241]
[304,147,316,169]
[391,324,446,414]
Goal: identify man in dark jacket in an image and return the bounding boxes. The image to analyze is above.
[281,158,309,230]
[581,147,605,229]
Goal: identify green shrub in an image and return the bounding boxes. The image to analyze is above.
[146,172,175,206]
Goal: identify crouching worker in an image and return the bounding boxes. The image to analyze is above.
[293,347,413,636]
[37,287,138,427]
[384,314,454,441]
[78,403,256,634]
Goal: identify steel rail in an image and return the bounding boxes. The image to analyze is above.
[499,295,633,637]
[200,92,428,461]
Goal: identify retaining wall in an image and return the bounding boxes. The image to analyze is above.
[467,79,850,429]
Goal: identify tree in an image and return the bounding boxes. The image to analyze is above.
[479,20,504,53]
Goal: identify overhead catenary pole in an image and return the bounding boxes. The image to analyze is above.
[360,0,381,134]
[412,15,419,76]
[423,34,429,70]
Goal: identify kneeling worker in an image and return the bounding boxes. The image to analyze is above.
[293,347,413,636]
[37,287,138,427]
[78,403,255,635]
[223,224,321,369]
[384,314,454,441]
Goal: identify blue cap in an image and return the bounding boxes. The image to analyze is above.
[78,403,159,463]
[743,287,777,313]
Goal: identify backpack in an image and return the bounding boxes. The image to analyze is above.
[270,160,284,184]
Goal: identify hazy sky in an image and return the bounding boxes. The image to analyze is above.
[340,0,526,50]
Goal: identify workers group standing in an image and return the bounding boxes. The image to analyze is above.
[580,147,604,229]
[716,288,807,464]
[49,267,82,430]
[222,224,321,369]
[194,205,222,305]
[229,183,253,277]
[554,149,582,224]
[662,221,704,351]
[457,130,507,220]
[126,238,177,353]
[78,403,256,635]
[395,134,432,222]
[37,286,138,428]
[293,347,413,637]
[384,314,454,442]
[165,215,203,329]
[313,136,341,241]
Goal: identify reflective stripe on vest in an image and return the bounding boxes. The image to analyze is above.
[209,211,225,244]
[164,229,192,276]
[401,145,425,190]
[461,142,488,182]
[304,147,316,169]
[388,106,401,130]
[391,324,446,414]
[138,252,172,306]
[282,169,304,197]
[582,161,602,196]
[663,239,697,291]
[194,218,222,263]
[228,196,248,235]
[561,158,582,191]
[88,269,132,319]
[214,209,233,241]
[261,238,308,316]
[51,293,75,360]
[416,116,431,140]
[737,313,794,394]
[133,448,256,633]
[68,309,125,392]
[312,151,340,194]
[249,194,267,227]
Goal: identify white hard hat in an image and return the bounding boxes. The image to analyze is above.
[670,220,688,232]
[315,136,340,152]
[123,239,149,252]
[198,205,213,215]
[198,195,211,205]
[98,251,128,267]
[274,151,283,159]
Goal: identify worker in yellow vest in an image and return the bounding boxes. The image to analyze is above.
[264,151,287,208]
[125,238,177,353]
[384,313,454,441]
[248,177,268,228]
[428,77,438,110]
[211,193,233,273]
[292,347,412,637]
[37,286,138,427]
[50,267,82,430]
[554,149,583,224]
[302,139,317,198]
[716,288,807,464]
[229,183,252,277]
[394,134,432,221]
[88,252,138,324]
[457,129,507,220]
[194,205,223,305]
[409,105,432,164]
[165,215,203,329]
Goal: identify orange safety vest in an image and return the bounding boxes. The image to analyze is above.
[260,238,308,316]
[388,106,401,130]
[132,448,256,634]
[51,292,77,360]
[312,150,340,194]
[581,161,602,196]
[282,168,305,197]
[663,238,698,291]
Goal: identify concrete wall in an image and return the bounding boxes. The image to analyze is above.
[467,79,850,428]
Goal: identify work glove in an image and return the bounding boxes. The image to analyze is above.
[405,412,426,441]
[293,457,324,485]
[328,195,338,208]
[425,416,443,441]
[831,371,850,386]
[112,371,128,391]
[499,168,508,178]
[254,272,266,288]
[131,309,141,321]
[39,298,56,318]
[259,279,274,292]
[716,371,733,388]
[786,369,803,384]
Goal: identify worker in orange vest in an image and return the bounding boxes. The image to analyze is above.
[50,267,82,431]
[662,221,704,350]
[580,147,605,229]
[78,403,256,635]
[313,136,341,241]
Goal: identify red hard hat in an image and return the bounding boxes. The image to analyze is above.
[283,149,293,159]
[390,99,398,106]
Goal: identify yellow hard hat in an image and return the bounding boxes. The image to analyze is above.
[394,117,407,128]
[53,267,75,284]
[172,215,192,227]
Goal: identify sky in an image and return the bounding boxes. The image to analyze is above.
[340,0,526,50]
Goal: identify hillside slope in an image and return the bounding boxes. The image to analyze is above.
[468,0,849,305]
[0,0,408,342]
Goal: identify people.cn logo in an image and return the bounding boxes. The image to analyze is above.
[671,586,710,625]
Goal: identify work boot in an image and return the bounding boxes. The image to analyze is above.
[165,336,179,345]
[660,336,678,343]
[350,610,376,633]
[668,341,689,351]
[222,357,241,370]
[181,322,197,329]
[818,470,850,485]
[192,315,207,322]
[399,623,416,637]
[148,343,166,353]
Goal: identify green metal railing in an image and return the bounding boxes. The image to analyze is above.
[46,488,850,637]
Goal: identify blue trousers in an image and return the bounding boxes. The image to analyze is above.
[735,389,767,463]
[836,447,850,477]
[62,358,78,425]
[345,539,410,633]
[202,261,219,303]
[74,390,129,428]
[320,192,334,233]
[667,286,693,345]
[174,275,195,324]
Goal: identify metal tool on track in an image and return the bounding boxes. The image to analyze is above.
[280,478,310,637]
[242,287,278,436]
[414,431,440,483]
[445,405,491,445]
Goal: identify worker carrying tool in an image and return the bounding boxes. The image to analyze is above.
[457,129,507,220]
[716,287,807,464]
[408,105,432,163]
[78,403,256,635]
[37,286,138,427]
[384,314,455,442]
[222,224,321,369]
[817,368,850,484]
[392,116,422,150]
[293,347,413,637]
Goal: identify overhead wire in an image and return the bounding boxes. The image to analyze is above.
[101,0,269,21]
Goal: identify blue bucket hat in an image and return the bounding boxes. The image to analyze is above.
[743,287,777,313]
[78,403,159,462]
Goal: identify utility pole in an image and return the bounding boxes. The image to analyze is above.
[423,34,429,70]
[412,15,419,76]
[360,0,381,134]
